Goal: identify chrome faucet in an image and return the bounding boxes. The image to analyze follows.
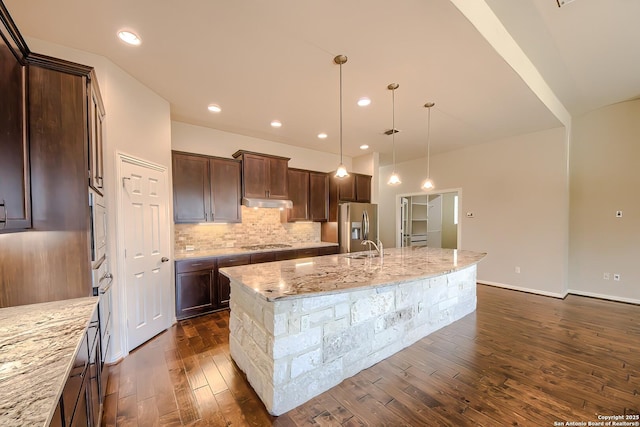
[361,239,383,259]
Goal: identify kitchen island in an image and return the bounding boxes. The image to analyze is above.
[220,246,486,415]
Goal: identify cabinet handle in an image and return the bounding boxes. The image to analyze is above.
[0,200,6,230]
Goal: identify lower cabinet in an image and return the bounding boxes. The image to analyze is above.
[175,259,216,320]
[217,254,252,308]
[51,306,102,427]
[175,246,339,319]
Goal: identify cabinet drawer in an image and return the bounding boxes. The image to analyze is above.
[63,332,88,426]
[217,254,251,268]
[295,248,319,259]
[250,252,277,264]
[275,249,297,261]
[176,259,216,274]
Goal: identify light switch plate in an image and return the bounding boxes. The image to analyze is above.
[616,210,623,218]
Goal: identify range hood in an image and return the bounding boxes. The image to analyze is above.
[242,197,293,209]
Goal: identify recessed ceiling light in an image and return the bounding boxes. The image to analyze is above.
[271,120,282,128]
[117,30,142,46]
[357,97,371,107]
[207,104,221,113]
[317,133,328,139]
[360,144,369,150]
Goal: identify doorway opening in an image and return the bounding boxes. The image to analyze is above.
[396,189,460,249]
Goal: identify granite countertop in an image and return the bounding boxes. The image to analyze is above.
[174,241,339,261]
[0,297,99,427]
[220,246,486,301]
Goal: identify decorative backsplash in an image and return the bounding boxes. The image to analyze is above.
[174,206,321,254]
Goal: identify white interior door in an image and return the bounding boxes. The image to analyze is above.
[121,158,171,351]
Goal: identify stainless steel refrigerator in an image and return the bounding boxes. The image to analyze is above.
[338,202,378,253]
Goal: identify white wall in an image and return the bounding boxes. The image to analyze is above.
[172,121,349,173]
[569,99,640,303]
[378,127,569,297]
[26,38,173,362]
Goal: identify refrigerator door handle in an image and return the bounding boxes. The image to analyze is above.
[362,210,369,241]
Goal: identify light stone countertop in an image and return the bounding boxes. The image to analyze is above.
[0,297,99,427]
[174,241,339,261]
[219,246,486,302]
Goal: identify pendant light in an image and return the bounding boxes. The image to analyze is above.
[387,83,401,185]
[334,55,349,179]
[421,102,435,190]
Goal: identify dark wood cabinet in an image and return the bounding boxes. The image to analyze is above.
[328,172,371,221]
[309,172,329,222]
[175,246,337,317]
[287,168,310,221]
[175,259,217,319]
[217,254,251,308]
[355,174,372,202]
[88,75,105,195]
[172,152,210,223]
[233,151,290,200]
[0,10,30,233]
[172,151,241,224]
[58,306,101,427]
[210,157,242,223]
[287,169,328,222]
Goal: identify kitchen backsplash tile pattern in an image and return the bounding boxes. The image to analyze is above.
[175,206,320,253]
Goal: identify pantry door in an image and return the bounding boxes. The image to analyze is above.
[120,155,172,351]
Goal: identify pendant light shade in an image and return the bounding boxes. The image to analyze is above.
[421,102,435,191]
[387,83,401,186]
[334,55,349,179]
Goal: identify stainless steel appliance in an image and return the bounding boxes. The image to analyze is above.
[338,202,378,253]
[89,189,113,401]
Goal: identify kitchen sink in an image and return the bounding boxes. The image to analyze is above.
[345,253,380,259]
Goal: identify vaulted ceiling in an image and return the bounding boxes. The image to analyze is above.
[5,0,639,165]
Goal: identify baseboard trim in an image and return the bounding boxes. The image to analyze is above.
[567,289,640,305]
[477,280,640,305]
[477,280,567,299]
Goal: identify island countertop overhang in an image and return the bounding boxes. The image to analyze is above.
[219,247,486,302]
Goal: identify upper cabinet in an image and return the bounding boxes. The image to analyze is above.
[328,172,372,221]
[309,171,329,222]
[233,151,289,200]
[0,6,30,232]
[287,168,310,221]
[172,151,241,224]
[87,74,105,195]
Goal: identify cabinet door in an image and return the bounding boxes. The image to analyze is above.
[88,77,105,195]
[172,152,211,223]
[210,158,241,223]
[175,270,215,319]
[0,38,30,232]
[309,172,328,222]
[217,254,251,308]
[355,174,371,203]
[287,169,309,221]
[337,174,355,201]
[268,157,289,199]
[242,153,268,198]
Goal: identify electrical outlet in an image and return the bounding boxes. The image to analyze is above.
[603,272,610,280]
[185,245,195,251]
[614,274,621,281]
[515,266,521,274]
[466,212,474,218]
[616,210,623,218]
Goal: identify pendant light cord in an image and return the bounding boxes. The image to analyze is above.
[339,61,343,165]
[426,105,431,180]
[392,87,396,173]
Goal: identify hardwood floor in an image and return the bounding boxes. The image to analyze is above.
[101,285,640,426]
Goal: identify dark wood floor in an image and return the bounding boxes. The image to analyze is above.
[101,285,640,426]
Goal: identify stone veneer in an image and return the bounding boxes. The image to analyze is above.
[228,265,477,416]
[175,206,321,254]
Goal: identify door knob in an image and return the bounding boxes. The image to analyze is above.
[161,257,170,263]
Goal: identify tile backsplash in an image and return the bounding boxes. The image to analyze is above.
[175,206,321,253]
